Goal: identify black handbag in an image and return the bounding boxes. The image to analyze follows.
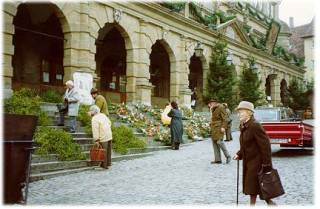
[57,102,68,114]
[258,167,285,200]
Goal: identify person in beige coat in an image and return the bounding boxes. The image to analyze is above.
[89,105,112,169]
[208,98,231,164]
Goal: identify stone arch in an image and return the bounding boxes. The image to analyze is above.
[10,2,70,92]
[265,75,271,98]
[95,22,134,103]
[149,38,177,106]
[188,53,208,110]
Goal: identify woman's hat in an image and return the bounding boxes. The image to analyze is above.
[236,101,255,112]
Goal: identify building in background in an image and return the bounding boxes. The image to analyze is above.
[289,17,315,83]
[3,1,305,108]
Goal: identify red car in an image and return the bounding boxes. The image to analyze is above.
[254,107,314,148]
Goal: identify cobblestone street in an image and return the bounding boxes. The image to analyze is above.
[28,132,314,206]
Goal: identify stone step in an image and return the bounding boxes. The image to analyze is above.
[124,146,171,154]
[32,151,91,163]
[111,152,153,162]
[29,166,101,182]
[31,160,89,174]
[30,153,154,182]
[71,132,92,138]
[74,138,94,144]
[80,144,93,152]
[32,154,60,163]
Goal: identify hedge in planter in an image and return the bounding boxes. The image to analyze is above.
[112,125,146,154]
[4,88,50,126]
[35,127,86,161]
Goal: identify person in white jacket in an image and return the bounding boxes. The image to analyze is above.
[89,105,112,169]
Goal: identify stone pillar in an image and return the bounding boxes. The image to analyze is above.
[177,36,192,107]
[270,74,281,106]
[177,60,192,107]
[184,1,190,18]
[125,47,137,103]
[135,19,153,105]
[2,3,17,98]
[63,2,95,83]
[272,2,279,21]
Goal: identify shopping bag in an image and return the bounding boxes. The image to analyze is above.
[161,106,172,125]
[90,142,105,162]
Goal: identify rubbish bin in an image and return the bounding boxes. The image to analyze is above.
[4,114,38,204]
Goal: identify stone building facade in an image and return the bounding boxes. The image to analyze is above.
[3,1,305,108]
[289,18,314,83]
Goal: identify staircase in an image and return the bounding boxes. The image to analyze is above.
[30,103,173,182]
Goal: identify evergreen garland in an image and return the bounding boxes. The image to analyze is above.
[204,40,238,109]
[160,2,185,12]
[189,2,235,28]
[238,57,264,106]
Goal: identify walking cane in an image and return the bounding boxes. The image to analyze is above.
[236,159,239,206]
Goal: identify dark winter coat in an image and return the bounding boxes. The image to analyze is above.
[236,117,272,195]
[168,109,183,143]
[210,104,228,141]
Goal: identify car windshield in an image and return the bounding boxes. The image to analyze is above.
[254,109,279,122]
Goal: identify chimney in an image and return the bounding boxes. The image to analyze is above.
[289,17,294,28]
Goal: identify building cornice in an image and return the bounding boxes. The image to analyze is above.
[98,2,304,75]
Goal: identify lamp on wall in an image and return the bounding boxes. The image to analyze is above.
[251,63,258,72]
[185,40,204,57]
[194,41,204,57]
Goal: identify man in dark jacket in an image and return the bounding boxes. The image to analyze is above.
[223,103,233,141]
[208,98,231,164]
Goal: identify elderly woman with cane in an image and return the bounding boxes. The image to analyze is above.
[233,101,276,206]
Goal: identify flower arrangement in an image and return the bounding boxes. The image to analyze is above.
[110,102,211,144]
[154,128,171,145]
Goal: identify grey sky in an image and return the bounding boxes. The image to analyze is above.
[279,0,315,27]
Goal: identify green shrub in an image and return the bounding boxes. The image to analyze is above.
[34,127,86,161]
[77,105,92,135]
[77,105,91,126]
[112,125,146,154]
[38,111,50,126]
[4,88,41,115]
[40,89,63,103]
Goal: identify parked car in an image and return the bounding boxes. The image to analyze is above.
[254,107,314,148]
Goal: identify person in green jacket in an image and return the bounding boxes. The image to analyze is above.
[90,88,109,116]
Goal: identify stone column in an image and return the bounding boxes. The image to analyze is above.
[2,3,17,98]
[125,47,138,103]
[63,2,95,83]
[270,74,281,106]
[184,1,190,18]
[134,19,153,106]
[177,36,192,107]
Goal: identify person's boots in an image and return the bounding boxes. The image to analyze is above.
[266,199,276,205]
[175,142,180,150]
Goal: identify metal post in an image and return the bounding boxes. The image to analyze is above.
[237,159,239,206]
